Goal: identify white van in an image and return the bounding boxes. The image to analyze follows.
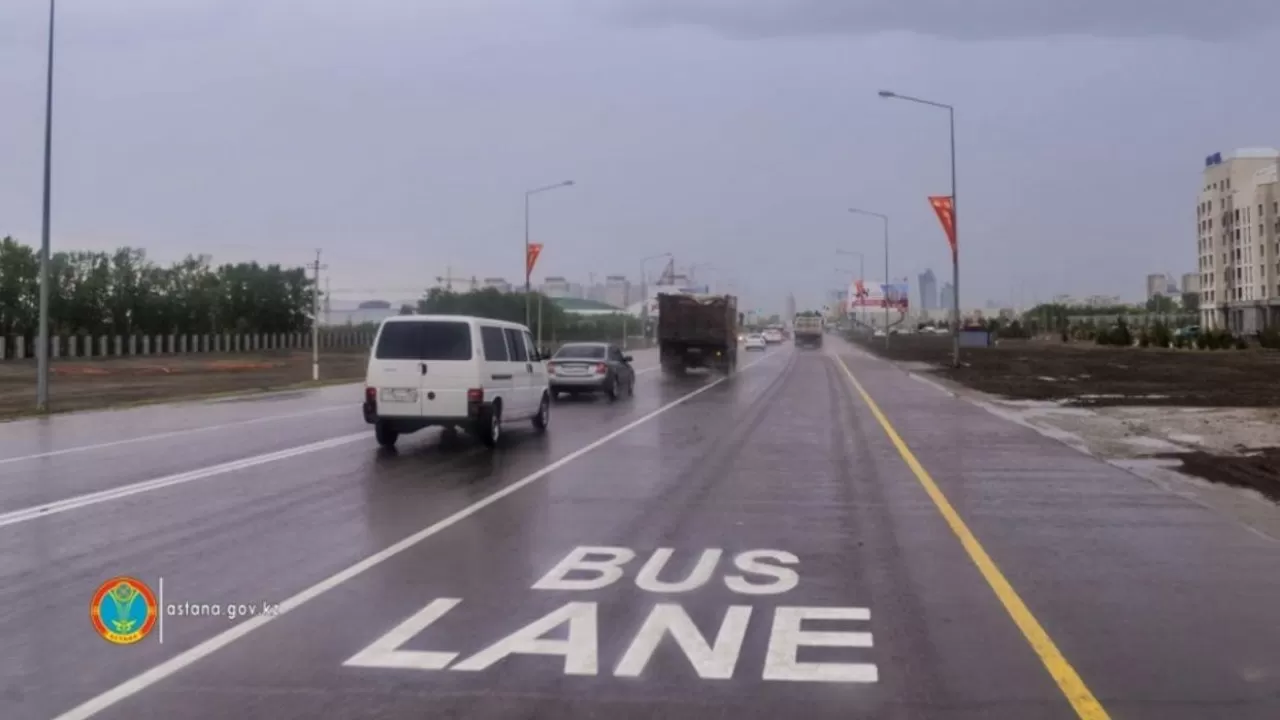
[362,315,551,448]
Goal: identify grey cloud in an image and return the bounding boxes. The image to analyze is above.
[604,0,1280,41]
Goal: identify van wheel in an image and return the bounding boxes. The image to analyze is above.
[475,405,501,447]
[374,421,399,448]
[532,393,550,432]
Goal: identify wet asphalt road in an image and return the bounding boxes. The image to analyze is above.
[3,341,1280,719]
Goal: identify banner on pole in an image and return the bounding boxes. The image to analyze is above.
[928,196,956,258]
[526,243,544,279]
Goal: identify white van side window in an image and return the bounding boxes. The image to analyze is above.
[504,328,528,362]
[480,326,509,361]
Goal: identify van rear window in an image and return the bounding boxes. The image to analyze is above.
[374,321,472,361]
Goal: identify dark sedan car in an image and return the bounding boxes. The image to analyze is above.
[547,342,636,401]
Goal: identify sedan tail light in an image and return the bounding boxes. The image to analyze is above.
[594,363,607,374]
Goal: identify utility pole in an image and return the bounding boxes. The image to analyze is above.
[308,249,328,381]
[35,0,56,412]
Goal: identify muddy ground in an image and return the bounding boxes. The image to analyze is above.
[1162,447,1280,504]
[0,349,368,419]
[851,333,1280,407]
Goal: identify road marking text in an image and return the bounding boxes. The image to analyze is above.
[345,545,877,683]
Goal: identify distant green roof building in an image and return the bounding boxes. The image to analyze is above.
[551,297,625,316]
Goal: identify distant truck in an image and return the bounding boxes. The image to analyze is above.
[793,315,824,349]
[658,293,739,375]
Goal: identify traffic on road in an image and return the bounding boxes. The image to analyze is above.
[3,327,1278,720]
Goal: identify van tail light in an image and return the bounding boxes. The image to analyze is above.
[467,388,484,403]
[594,363,607,374]
[365,387,376,404]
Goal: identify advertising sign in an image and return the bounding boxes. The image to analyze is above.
[847,281,908,311]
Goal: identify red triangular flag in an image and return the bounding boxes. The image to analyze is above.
[929,196,956,258]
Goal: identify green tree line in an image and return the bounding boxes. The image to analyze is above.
[0,236,314,339]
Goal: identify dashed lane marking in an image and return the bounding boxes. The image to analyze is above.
[50,350,787,720]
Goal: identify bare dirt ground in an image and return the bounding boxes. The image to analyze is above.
[852,333,1280,407]
[848,333,1280,513]
[0,349,368,419]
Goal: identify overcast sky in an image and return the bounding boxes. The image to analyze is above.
[2,1,1278,313]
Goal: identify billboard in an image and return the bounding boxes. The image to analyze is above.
[847,280,909,311]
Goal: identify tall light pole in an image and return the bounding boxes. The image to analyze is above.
[879,89,960,367]
[688,263,716,291]
[836,249,866,328]
[524,180,575,332]
[849,208,890,348]
[639,252,671,345]
[35,0,57,412]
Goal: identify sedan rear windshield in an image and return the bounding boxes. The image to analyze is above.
[375,321,472,361]
[554,345,606,360]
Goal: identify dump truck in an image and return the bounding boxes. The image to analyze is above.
[657,293,739,375]
[793,314,824,349]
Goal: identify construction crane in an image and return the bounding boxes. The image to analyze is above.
[435,267,478,292]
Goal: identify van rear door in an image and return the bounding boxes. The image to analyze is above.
[369,320,475,419]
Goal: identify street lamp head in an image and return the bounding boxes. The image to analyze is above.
[877,90,895,98]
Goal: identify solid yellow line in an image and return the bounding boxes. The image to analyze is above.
[834,354,1110,720]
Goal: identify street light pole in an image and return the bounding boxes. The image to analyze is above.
[523,180,575,335]
[948,104,959,367]
[879,89,960,366]
[35,0,56,412]
[640,252,671,346]
[849,208,890,349]
[836,249,865,328]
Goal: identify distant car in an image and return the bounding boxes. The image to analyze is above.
[547,342,636,401]
[762,329,783,344]
[744,334,767,351]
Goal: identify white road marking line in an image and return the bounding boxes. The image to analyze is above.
[52,352,781,720]
[0,433,368,529]
[0,405,351,466]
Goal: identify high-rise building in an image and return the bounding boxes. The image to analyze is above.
[939,282,955,310]
[918,269,938,310]
[541,276,571,298]
[1198,148,1280,331]
[785,293,797,321]
[1146,273,1169,300]
[1181,272,1199,295]
[603,275,631,309]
